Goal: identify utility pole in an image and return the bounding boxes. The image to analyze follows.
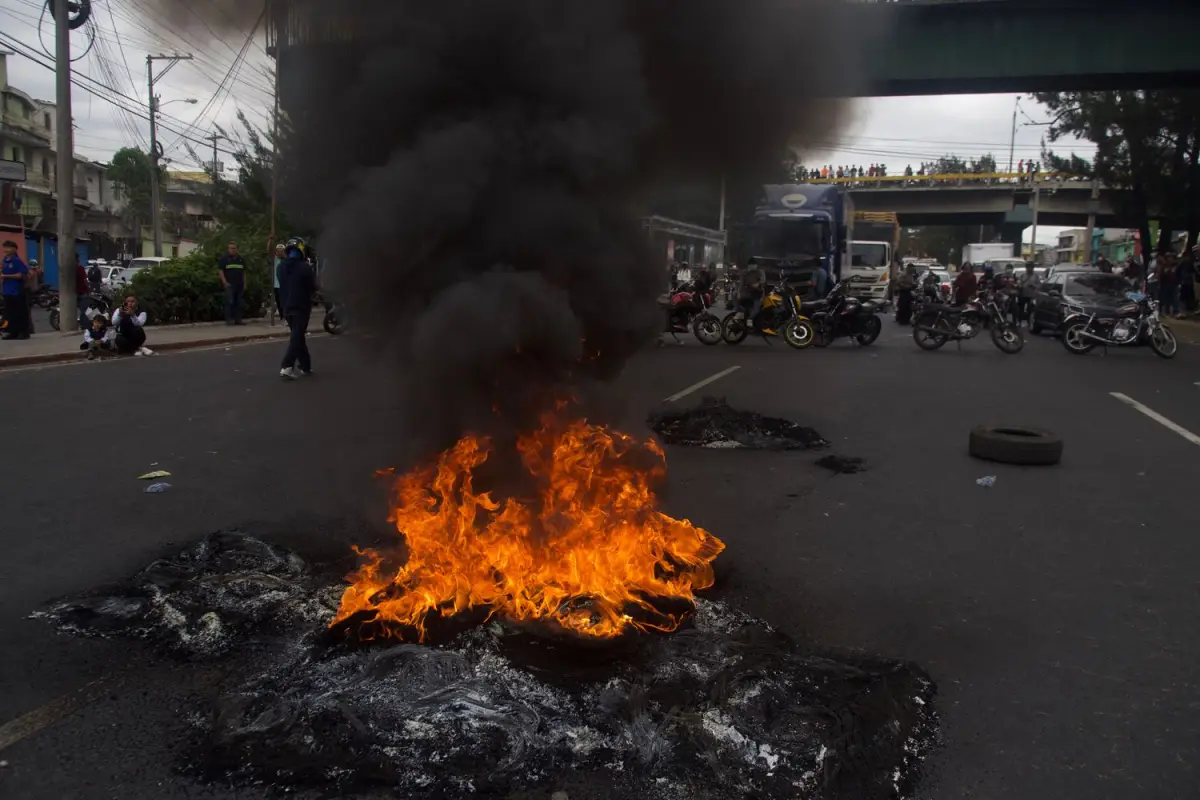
[1007,97,1018,174]
[1029,179,1041,265]
[206,132,224,177]
[147,53,192,257]
[54,0,76,331]
[1082,178,1100,265]
[717,175,726,269]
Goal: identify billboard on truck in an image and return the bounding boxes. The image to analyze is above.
[961,242,1013,267]
[749,184,849,293]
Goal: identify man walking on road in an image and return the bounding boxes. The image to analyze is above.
[278,238,315,379]
[218,241,246,325]
[1,240,31,339]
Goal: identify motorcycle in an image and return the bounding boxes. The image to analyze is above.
[48,292,111,331]
[659,280,722,345]
[806,281,883,347]
[720,283,815,349]
[912,289,1023,354]
[909,282,949,326]
[1060,291,1176,358]
[31,285,58,309]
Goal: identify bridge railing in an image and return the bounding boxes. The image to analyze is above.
[802,172,1090,189]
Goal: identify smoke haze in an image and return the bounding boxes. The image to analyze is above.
[155,0,875,463]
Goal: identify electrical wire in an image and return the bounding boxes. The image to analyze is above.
[0,30,242,158]
[36,0,96,61]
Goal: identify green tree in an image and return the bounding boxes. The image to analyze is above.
[105,147,161,244]
[1033,90,1200,252]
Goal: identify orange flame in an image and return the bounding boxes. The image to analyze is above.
[332,415,724,641]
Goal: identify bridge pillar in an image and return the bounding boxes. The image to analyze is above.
[999,224,1026,256]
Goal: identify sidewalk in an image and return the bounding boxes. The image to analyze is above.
[0,317,294,368]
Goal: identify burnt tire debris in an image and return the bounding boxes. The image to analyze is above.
[648,397,828,450]
[36,532,937,799]
[968,425,1063,466]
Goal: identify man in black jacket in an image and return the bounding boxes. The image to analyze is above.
[277,238,316,379]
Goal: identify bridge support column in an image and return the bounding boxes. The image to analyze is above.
[999,224,1026,257]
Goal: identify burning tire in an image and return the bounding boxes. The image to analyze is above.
[969,425,1062,466]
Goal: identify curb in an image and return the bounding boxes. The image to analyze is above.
[0,331,291,369]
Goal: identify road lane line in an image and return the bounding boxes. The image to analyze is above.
[663,366,740,402]
[1110,392,1200,447]
[0,675,116,753]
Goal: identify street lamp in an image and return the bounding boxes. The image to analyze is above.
[157,97,198,109]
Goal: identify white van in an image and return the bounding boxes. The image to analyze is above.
[114,256,171,286]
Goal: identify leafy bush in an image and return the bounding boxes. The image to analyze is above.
[125,250,271,324]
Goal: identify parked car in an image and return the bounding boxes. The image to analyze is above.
[1029,271,1133,335]
[112,256,171,287]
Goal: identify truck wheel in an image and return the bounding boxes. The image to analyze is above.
[968,425,1062,466]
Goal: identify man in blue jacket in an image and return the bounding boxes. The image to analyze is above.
[277,237,315,379]
[1,240,30,339]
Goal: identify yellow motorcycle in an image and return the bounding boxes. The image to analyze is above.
[720,284,815,349]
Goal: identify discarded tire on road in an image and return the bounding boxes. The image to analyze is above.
[968,425,1062,466]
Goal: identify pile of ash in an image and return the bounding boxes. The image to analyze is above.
[202,602,935,799]
[36,533,937,798]
[34,530,341,657]
[648,397,828,450]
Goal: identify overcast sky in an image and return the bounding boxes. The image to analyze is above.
[0,0,1097,245]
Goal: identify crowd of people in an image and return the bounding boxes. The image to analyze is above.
[795,159,1085,187]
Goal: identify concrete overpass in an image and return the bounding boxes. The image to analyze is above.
[850,0,1200,96]
[808,173,1128,227]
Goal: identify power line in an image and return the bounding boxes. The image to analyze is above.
[0,30,243,159]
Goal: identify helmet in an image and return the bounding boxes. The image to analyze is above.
[284,237,307,257]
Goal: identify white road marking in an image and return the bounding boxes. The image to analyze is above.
[663,365,740,403]
[0,675,117,752]
[1110,392,1200,447]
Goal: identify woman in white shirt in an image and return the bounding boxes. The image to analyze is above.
[111,296,154,356]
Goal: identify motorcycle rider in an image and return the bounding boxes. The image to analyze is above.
[953,266,978,306]
[1017,262,1041,325]
[895,263,917,324]
[737,262,766,329]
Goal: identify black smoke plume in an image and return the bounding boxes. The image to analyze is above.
[153,0,880,462]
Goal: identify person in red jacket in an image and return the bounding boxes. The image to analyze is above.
[74,258,90,330]
[953,266,978,306]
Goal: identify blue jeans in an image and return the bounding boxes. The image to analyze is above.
[225,283,244,323]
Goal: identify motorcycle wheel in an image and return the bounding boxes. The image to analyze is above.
[782,317,815,349]
[855,315,882,346]
[323,311,342,335]
[990,323,1024,354]
[48,307,60,331]
[912,315,950,350]
[720,312,748,345]
[1061,322,1095,354]
[691,313,722,346]
[1149,323,1178,359]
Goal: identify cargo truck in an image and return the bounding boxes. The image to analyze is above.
[748,184,851,294]
[846,211,899,302]
[961,242,1013,267]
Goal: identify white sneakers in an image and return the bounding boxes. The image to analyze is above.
[134,346,154,357]
[280,367,299,380]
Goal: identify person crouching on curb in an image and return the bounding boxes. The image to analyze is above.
[80,309,115,360]
[111,296,154,356]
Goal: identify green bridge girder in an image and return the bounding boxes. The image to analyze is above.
[855,0,1200,96]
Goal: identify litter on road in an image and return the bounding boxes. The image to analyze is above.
[144,482,172,493]
[137,470,171,480]
[976,475,997,488]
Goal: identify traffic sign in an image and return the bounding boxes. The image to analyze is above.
[0,159,27,183]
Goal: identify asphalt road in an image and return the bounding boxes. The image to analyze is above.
[1,321,1199,799]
